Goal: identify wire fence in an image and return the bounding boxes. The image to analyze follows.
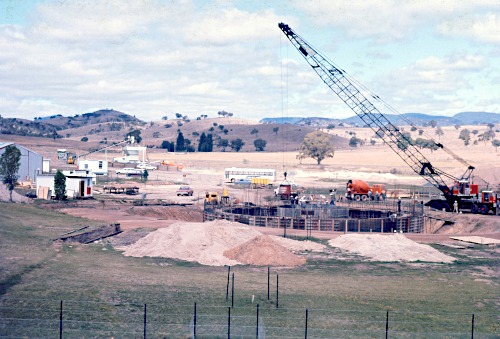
[0,297,497,338]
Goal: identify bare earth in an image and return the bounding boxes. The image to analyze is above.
[3,124,499,265]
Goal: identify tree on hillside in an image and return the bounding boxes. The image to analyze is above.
[175,113,182,119]
[54,170,66,201]
[250,128,259,138]
[273,127,279,135]
[126,129,142,144]
[230,138,245,152]
[0,145,21,202]
[161,140,175,152]
[459,129,471,146]
[349,137,362,148]
[175,131,186,151]
[492,139,500,152]
[253,138,267,151]
[298,130,334,165]
[217,138,229,151]
[429,120,437,128]
[435,126,444,139]
[198,133,213,152]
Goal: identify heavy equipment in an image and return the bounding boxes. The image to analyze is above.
[278,22,497,214]
[346,179,386,201]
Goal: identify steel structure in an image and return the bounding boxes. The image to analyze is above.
[278,22,477,208]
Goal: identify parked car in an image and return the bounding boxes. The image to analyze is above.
[116,168,144,176]
[176,186,193,196]
[136,162,157,170]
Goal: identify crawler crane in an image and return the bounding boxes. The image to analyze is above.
[278,23,497,214]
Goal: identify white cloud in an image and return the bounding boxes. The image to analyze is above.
[438,13,500,44]
[0,0,498,121]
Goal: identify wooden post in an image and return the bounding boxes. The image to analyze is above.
[194,303,197,339]
[228,306,231,339]
[231,272,235,308]
[59,300,63,339]
[276,273,279,309]
[385,310,389,339]
[305,308,309,339]
[267,267,270,300]
[256,304,259,338]
[357,219,360,232]
[226,266,231,301]
[143,304,147,339]
[471,313,474,339]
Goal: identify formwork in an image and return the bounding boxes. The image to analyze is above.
[203,200,425,233]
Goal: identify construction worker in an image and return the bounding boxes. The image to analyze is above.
[453,200,459,213]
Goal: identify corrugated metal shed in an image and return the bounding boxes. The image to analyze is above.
[0,142,43,183]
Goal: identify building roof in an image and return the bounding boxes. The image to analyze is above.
[0,142,14,149]
[0,141,42,157]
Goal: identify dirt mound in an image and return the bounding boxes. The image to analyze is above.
[121,220,263,266]
[328,234,455,263]
[429,211,500,234]
[125,206,203,222]
[224,235,306,266]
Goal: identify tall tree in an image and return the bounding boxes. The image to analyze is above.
[298,130,335,165]
[230,138,245,152]
[54,170,66,201]
[253,138,267,151]
[175,131,186,151]
[198,133,207,152]
[0,145,21,202]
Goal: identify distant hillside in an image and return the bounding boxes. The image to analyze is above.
[261,112,500,127]
[0,109,145,138]
[38,109,145,128]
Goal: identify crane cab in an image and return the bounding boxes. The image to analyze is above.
[452,180,478,196]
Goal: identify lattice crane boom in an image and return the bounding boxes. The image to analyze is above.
[278,22,474,199]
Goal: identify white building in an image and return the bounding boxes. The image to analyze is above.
[78,159,108,175]
[0,142,43,183]
[36,170,94,199]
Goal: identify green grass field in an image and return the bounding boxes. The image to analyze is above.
[0,202,498,337]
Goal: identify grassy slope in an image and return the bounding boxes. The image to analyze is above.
[0,202,498,337]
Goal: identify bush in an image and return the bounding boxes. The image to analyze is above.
[81,137,88,142]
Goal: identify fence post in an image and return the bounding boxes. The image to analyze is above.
[59,300,63,339]
[226,266,231,301]
[194,302,197,339]
[231,272,235,309]
[471,313,474,339]
[256,304,259,338]
[267,267,270,300]
[305,308,308,339]
[228,306,231,339]
[385,310,389,339]
[143,304,147,339]
[276,273,279,309]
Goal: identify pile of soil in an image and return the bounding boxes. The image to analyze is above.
[120,220,317,266]
[121,220,263,266]
[224,235,306,266]
[328,234,455,263]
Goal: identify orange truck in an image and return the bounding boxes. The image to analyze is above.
[346,180,386,201]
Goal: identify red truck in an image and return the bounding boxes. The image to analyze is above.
[346,180,386,201]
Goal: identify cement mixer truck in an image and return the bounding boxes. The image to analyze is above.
[346,180,386,201]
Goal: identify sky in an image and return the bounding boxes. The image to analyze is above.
[0,0,499,122]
